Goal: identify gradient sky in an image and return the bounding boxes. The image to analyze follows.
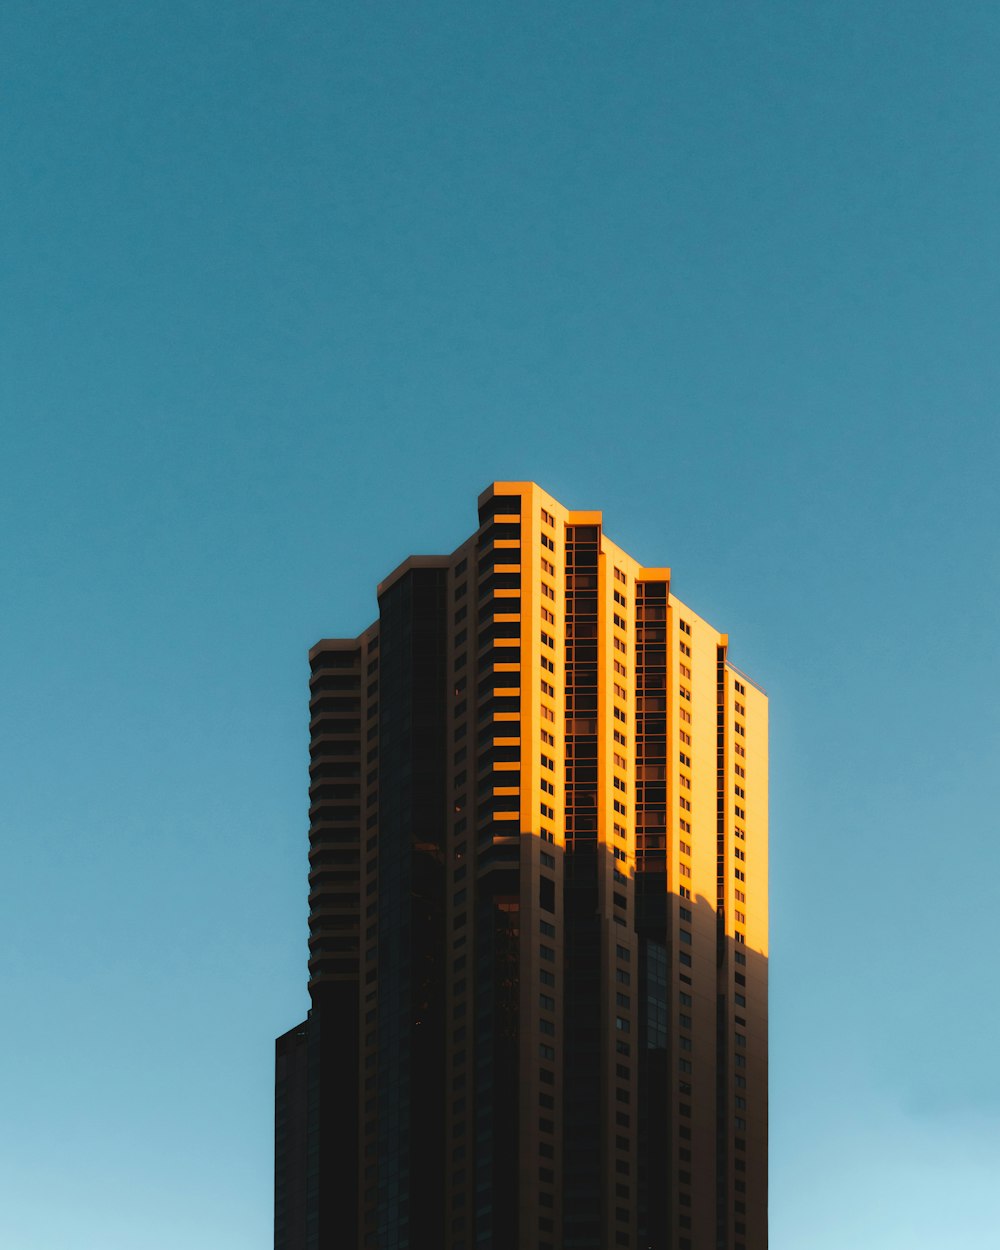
[2,3,998,1247]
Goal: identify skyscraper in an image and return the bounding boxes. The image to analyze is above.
[275,482,768,1250]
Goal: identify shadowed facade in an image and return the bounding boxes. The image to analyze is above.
[275,482,768,1250]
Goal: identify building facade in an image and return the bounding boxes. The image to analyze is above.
[275,482,768,1250]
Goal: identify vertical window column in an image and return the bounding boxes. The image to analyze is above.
[562,525,601,1248]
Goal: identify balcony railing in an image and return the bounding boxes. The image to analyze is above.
[725,661,767,697]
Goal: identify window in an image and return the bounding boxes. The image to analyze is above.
[541,753,554,770]
[541,679,554,697]
[541,531,555,551]
[541,557,555,576]
[679,663,691,679]
[735,701,745,716]
[614,567,627,584]
[541,507,555,526]
[541,583,555,600]
[541,606,555,624]
[616,944,631,961]
[679,619,691,635]
[679,685,691,701]
[679,641,691,656]
[679,752,691,766]
[679,707,691,723]
[614,613,627,631]
[541,630,555,648]
[541,655,555,674]
[679,841,691,855]
[541,728,555,746]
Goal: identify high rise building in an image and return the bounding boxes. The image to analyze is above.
[275,482,767,1250]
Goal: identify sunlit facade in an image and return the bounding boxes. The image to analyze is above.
[275,482,768,1250]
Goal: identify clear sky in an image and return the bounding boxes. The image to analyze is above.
[1,2,998,1246]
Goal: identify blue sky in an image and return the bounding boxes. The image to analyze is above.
[1,2,998,1246]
